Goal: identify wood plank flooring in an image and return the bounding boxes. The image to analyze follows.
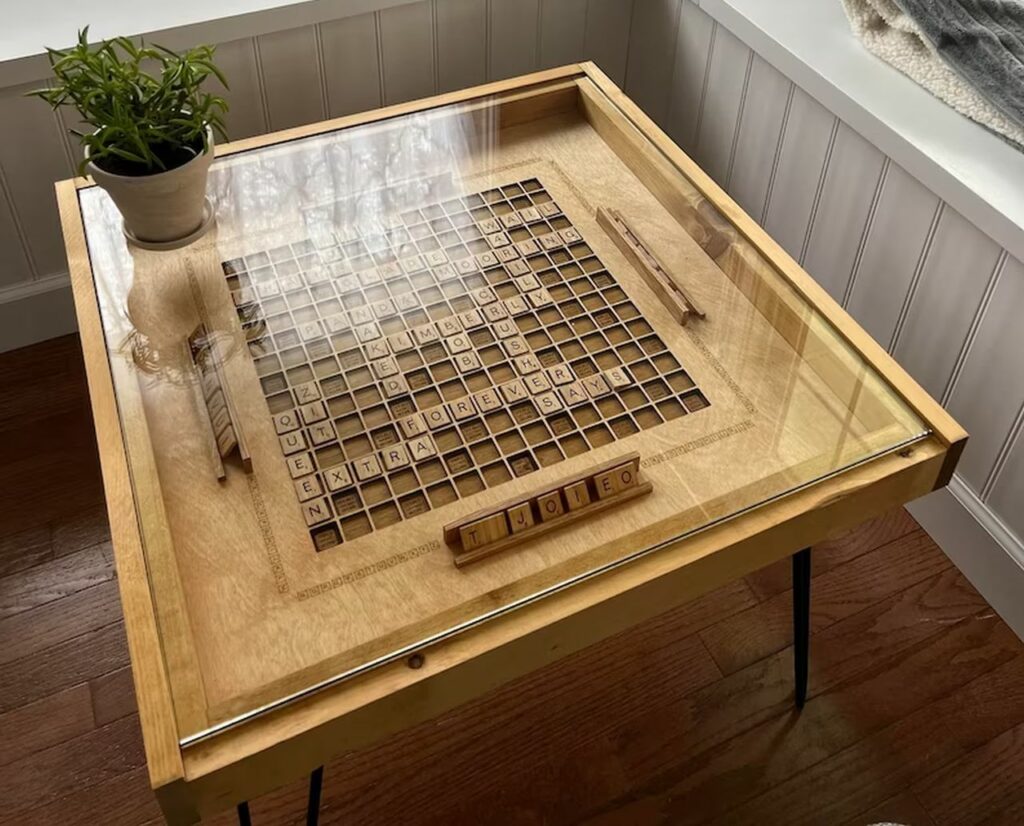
[1,334,1022,826]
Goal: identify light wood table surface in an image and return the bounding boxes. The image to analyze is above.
[56,63,965,824]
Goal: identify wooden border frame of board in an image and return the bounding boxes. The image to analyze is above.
[55,62,967,823]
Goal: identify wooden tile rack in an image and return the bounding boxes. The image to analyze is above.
[597,207,706,326]
[443,451,652,566]
[188,323,253,479]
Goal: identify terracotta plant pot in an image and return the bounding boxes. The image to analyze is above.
[87,128,214,247]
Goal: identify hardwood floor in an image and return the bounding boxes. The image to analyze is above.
[1,334,1022,826]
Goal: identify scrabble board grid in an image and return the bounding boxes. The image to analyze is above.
[222,178,709,552]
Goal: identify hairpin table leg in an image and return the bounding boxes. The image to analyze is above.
[792,547,812,709]
[307,766,324,826]
[237,801,252,826]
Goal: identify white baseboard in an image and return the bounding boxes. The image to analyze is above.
[0,274,78,352]
[908,474,1024,642]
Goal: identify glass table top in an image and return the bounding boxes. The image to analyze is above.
[73,72,928,742]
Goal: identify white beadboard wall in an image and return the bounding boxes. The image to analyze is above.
[1,0,1022,633]
[624,0,1024,637]
[0,0,634,351]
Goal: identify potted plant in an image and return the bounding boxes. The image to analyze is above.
[31,28,229,248]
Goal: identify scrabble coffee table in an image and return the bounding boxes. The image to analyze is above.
[57,63,966,824]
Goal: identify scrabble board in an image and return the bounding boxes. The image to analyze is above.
[223,178,710,554]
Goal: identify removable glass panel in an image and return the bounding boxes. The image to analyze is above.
[76,75,928,742]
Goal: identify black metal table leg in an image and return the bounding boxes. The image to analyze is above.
[237,801,252,826]
[307,766,324,826]
[792,547,812,709]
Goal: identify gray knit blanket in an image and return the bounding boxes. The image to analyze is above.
[842,0,1024,145]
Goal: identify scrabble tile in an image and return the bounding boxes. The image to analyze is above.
[216,425,238,456]
[309,421,337,446]
[524,373,552,394]
[435,263,457,280]
[605,366,633,388]
[437,317,463,337]
[294,474,323,502]
[473,388,502,412]
[487,232,510,248]
[299,401,328,425]
[455,352,482,373]
[559,227,582,244]
[394,293,419,312]
[287,452,316,478]
[445,333,472,354]
[581,374,611,398]
[495,247,520,264]
[506,258,532,275]
[366,339,391,360]
[513,240,539,258]
[479,218,502,234]
[353,453,384,481]
[501,212,523,228]
[514,273,541,292]
[537,491,565,521]
[546,364,576,385]
[519,206,541,223]
[355,322,382,342]
[527,288,553,307]
[494,319,519,339]
[475,251,499,269]
[535,392,563,414]
[424,249,449,266]
[593,462,638,499]
[459,309,484,329]
[398,413,427,438]
[378,262,403,279]
[324,314,350,334]
[459,512,509,550]
[401,255,425,273]
[454,258,477,275]
[293,381,322,404]
[483,303,509,322]
[499,379,528,403]
[349,305,374,325]
[558,381,588,406]
[449,397,477,420]
[538,201,562,218]
[359,269,382,286]
[279,430,307,455]
[301,497,333,527]
[507,502,535,533]
[473,287,497,305]
[503,336,530,357]
[514,354,542,375]
[371,356,399,378]
[381,443,411,470]
[539,233,562,251]
[273,410,301,434]
[504,296,530,315]
[408,434,438,460]
[371,299,396,319]
[423,406,452,429]
[413,324,440,345]
[382,376,410,398]
[564,480,591,510]
[210,403,231,435]
[324,464,353,492]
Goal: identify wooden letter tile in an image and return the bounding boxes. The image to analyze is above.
[294,474,323,502]
[398,412,427,438]
[279,430,307,455]
[564,480,591,510]
[353,453,383,481]
[537,491,565,521]
[324,464,353,492]
[301,497,333,527]
[287,452,316,478]
[507,502,535,533]
[381,444,411,470]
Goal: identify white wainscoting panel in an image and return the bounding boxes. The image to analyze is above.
[0,82,73,278]
[211,37,269,139]
[725,54,790,224]
[488,0,540,81]
[539,0,588,69]
[946,253,1024,493]
[802,122,886,303]
[892,206,1002,401]
[256,26,326,131]
[583,0,635,86]
[435,0,488,93]
[664,1,714,155]
[379,2,437,104]
[623,0,681,126]
[843,161,940,349]
[0,175,33,287]
[321,13,385,116]
[692,24,750,186]
[761,86,837,262]
[989,430,1024,541]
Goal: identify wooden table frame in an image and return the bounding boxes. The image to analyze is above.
[56,62,966,824]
